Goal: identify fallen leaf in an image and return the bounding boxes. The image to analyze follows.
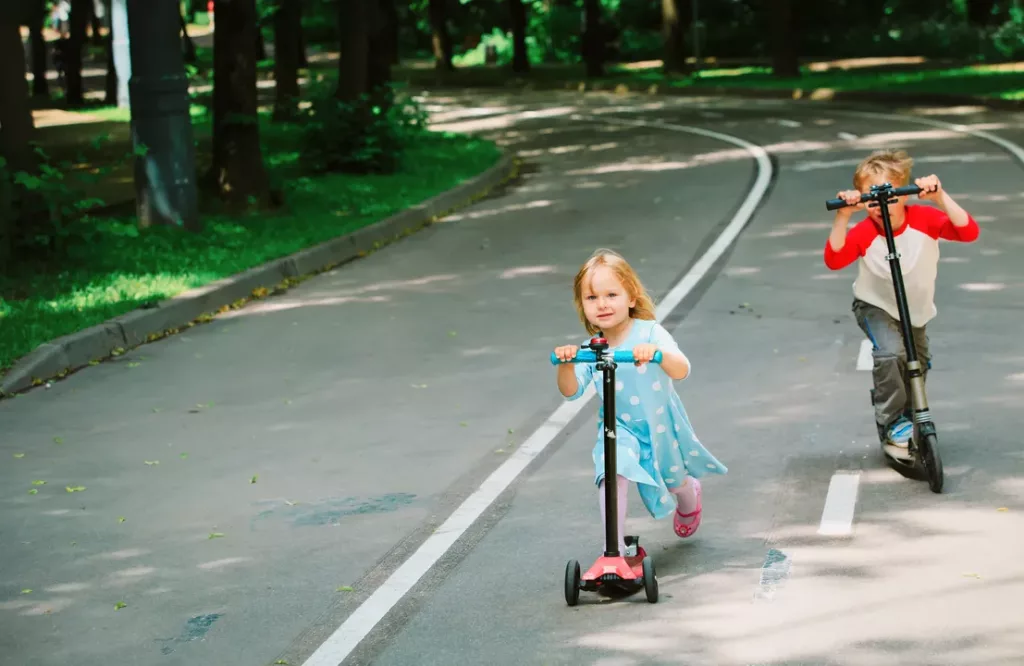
[31,480,46,486]
[118,517,126,523]
[336,586,354,592]
[180,452,189,459]
[127,362,140,368]
[963,572,981,579]
[250,475,258,484]
[145,460,160,466]
[508,428,514,434]
[275,660,289,665]
[459,422,468,427]
[152,408,162,413]
[71,541,77,546]
[65,486,86,493]
[89,360,100,366]
[115,601,127,610]
[209,532,225,539]
[495,449,506,454]
[28,489,38,495]
[13,453,25,458]
[997,507,1009,512]
[53,437,64,444]
[21,589,31,595]
[448,331,457,337]
[285,500,296,506]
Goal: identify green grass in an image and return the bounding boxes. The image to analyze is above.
[0,128,502,373]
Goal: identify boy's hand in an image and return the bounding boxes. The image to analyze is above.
[554,345,579,362]
[632,343,659,365]
[915,174,942,201]
[836,189,866,214]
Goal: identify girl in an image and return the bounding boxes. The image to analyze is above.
[554,249,728,557]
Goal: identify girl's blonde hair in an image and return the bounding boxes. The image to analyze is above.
[573,248,657,335]
[854,149,914,190]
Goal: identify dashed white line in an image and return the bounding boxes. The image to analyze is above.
[856,339,873,371]
[299,114,775,666]
[818,472,861,536]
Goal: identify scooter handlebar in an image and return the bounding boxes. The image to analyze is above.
[550,349,663,365]
[825,184,923,211]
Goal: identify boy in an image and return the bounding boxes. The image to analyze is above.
[824,149,980,450]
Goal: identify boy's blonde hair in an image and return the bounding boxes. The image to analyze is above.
[573,248,657,335]
[854,149,914,190]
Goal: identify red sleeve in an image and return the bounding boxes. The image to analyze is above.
[824,219,877,270]
[910,204,980,243]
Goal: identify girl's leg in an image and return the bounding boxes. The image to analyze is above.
[670,477,702,537]
[598,474,629,555]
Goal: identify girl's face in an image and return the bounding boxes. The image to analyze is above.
[580,265,636,335]
[859,170,909,230]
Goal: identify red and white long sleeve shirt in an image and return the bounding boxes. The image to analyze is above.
[823,204,980,326]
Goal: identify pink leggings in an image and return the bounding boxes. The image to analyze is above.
[598,475,696,553]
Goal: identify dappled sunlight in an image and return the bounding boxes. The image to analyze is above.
[442,199,554,222]
[499,265,558,279]
[197,557,252,570]
[723,266,762,277]
[808,56,927,72]
[430,105,579,133]
[910,104,992,116]
[959,281,1008,292]
[852,128,962,145]
[429,105,520,124]
[566,145,752,176]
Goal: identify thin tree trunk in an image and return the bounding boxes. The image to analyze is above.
[661,0,691,75]
[427,0,452,71]
[103,0,117,104]
[508,0,529,74]
[581,0,603,78]
[0,20,38,265]
[65,0,91,106]
[272,0,301,121]
[208,0,272,206]
[770,0,800,78]
[30,7,50,98]
[337,0,369,102]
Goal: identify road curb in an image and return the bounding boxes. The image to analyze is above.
[0,150,520,399]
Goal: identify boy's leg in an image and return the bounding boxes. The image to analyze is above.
[852,300,913,443]
[597,475,628,555]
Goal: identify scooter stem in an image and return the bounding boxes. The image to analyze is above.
[601,355,620,558]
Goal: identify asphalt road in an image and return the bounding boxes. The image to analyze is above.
[2,91,1023,666]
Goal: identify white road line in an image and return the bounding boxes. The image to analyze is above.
[833,109,1024,167]
[856,339,873,371]
[300,116,774,666]
[818,472,861,536]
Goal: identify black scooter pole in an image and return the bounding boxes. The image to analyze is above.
[602,355,620,558]
[874,189,921,364]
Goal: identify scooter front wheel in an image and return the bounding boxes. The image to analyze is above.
[565,559,581,606]
[642,557,658,603]
[920,432,944,494]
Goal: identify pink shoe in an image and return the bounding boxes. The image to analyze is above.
[673,478,702,538]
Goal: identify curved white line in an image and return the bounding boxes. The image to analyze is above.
[300,116,774,666]
[833,109,1024,167]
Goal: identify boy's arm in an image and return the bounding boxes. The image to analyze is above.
[824,215,869,270]
[934,191,980,242]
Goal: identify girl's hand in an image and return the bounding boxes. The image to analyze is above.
[632,343,659,365]
[554,345,579,362]
[915,174,942,201]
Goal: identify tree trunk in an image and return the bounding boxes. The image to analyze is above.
[661,0,691,75]
[967,0,999,25]
[65,0,91,106]
[103,0,117,104]
[369,0,394,100]
[508,0,529,74]
[427,0,452,71]
[90,0,104,45]
[208,0,272,207]
[337,0,370,102]
[770,0,799,79]
[581,0,603,78]
[0,20,38,266]
[272,0,301,122]
[30,6,49,98]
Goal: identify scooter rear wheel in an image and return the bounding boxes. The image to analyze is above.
[920,432,944,494]
[564,559,581,606]
[642,557,658,603]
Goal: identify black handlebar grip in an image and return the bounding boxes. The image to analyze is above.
[891,184,923,197]
[825,198,848,211]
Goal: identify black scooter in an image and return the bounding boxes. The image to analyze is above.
[826,182,944,493]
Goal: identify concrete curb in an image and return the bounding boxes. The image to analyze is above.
[0,150,520,399]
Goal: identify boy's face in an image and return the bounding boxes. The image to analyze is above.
[857,170,909,229]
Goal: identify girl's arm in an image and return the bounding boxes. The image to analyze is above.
[556,363,579,397]
[658,348,691,381]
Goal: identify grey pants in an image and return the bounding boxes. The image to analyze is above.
[852,299,930,428]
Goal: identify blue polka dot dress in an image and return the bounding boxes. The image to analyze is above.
[566,318,728,520]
